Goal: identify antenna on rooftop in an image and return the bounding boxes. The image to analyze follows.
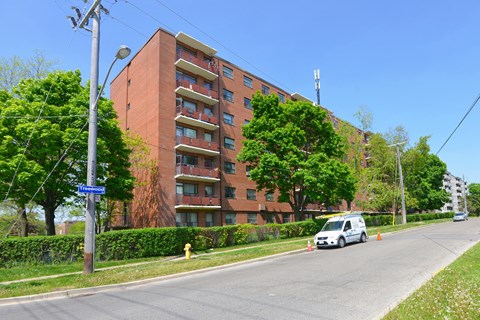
[314,69,321,106]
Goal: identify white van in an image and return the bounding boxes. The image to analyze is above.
[314,214,368,248]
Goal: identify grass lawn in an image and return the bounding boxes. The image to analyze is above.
[382,241,480,319]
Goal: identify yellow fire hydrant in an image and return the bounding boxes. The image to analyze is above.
[184,243,192,260]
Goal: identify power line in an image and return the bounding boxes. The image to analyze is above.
[436,92,480,155]
[130,0,295,93]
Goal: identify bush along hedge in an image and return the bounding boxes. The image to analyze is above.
[0,220,320,268]
[0,213,455,268]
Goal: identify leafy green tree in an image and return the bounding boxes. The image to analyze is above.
[403,136,449,212]
[0,70,134,235]
[466,183,480,216]
[237,93,356,221]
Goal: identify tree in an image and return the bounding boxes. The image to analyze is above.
[237,93,356,221]
[466,183,480,216]
[403,136,449,212]
[0,70,134,235]
[0,50,58,91]
[353,105,373,132]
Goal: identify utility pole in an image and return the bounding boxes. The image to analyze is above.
[463,175,468,215]
[314,69,320,106]
[70,0,102,275]
[389,142,407,224]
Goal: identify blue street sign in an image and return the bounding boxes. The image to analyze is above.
[78,185,106,194]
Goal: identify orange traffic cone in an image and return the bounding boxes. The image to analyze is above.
[307,240,313,251]
[377,231,382,241]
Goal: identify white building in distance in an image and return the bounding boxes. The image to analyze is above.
[442,172,468,213]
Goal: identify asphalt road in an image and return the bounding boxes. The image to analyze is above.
[1,218,479,320]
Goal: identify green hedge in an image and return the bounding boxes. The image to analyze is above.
[0,213,455,268]
[362,212,454,226]
[0,220,320,268]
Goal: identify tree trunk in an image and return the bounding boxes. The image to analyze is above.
[19,207,28,237]
[44,205,56,236]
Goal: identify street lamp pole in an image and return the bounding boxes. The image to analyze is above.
[389,142,407,224]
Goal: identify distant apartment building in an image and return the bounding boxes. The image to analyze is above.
[110,28,367,228]
[441,172,468,212]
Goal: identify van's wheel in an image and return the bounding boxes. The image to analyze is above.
[337,237,346,248]
[360,233,367,243]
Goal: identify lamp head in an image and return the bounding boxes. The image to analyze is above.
[116,45,131,60]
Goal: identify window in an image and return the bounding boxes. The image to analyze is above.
[266,213,274,224]
[176,44,197,58]
[182,100,197,114]
[223,89,234,102]
[176,154,198,166]
[225,213,236,225]
[247,213,257,224]
[205,185,213,197]
[204,158,214,169]
[277,92,285,103]
[282,213,291,223]
[176,212,198,227]
[176,126,197,138]
[262,84,269,95]
[224,137,235,150]
[224,162,236,174]
[204,106,213,116]
[266,192,274,202]
[225,187,236,199]
[246,165,252,177]
[244,119,250,125]
[205,213,214,227]
[243,76,253,88]
[223,66,233,79]
[204,81,213,90]
[127,103,131,110]
[223,113,234,125]
[247,189,256,200]
[244,97,252,109]
[176,71,197,84]
[176,182,198,196]
[205,185,214,197]
[204,132,212,142]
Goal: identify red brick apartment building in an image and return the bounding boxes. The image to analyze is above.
[110,28,364,229]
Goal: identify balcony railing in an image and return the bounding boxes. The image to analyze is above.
[176,79,218,100]
[176,194,221,206]
[176,135,219,152]
[176,163,219,179]
[176,106,218,125]
[176,50,217,74]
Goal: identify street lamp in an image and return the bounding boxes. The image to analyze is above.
[84,44,131,275]
[389,142,407,225]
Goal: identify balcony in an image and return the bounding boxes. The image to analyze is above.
[175,136,220,156]
[175,194,221,210]
[175,163,220,182]
[176,32,217,56]
[176,50,218,81]
[175,80,219,106]
[175,106,219,131]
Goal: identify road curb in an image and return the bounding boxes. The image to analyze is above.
[0,248,306,306]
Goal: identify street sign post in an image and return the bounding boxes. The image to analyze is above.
[78,185,106,194]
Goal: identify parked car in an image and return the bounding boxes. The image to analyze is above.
[453,212,468,222]
[314,214,368,249]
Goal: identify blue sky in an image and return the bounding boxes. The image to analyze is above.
[2,0,480,183]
